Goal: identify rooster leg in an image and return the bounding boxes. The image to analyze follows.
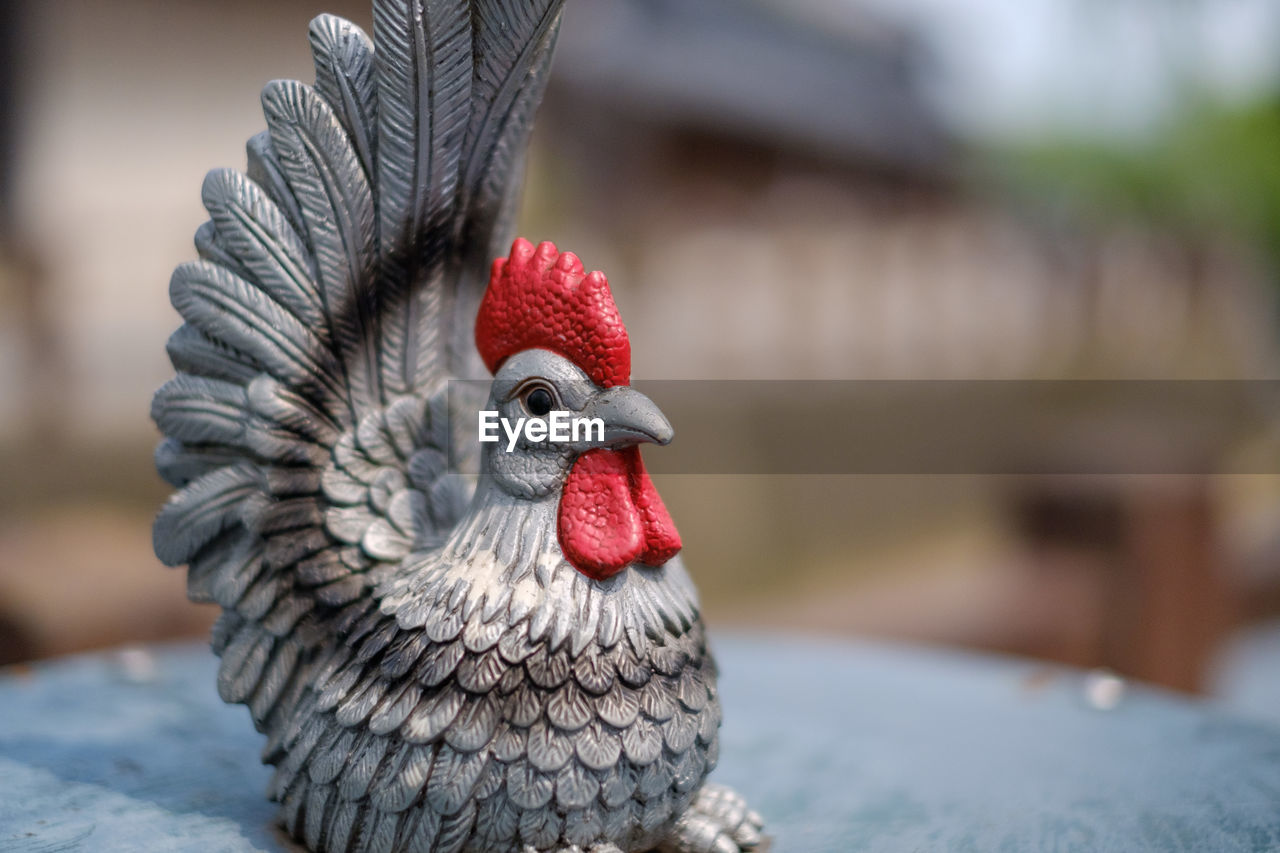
[527,846,624,853]
[657,783,766,853]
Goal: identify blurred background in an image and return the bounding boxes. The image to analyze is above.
[2,0,1280,720]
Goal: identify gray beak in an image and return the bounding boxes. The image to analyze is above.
[587,387,674,447]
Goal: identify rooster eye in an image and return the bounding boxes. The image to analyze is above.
[523,386,555,417]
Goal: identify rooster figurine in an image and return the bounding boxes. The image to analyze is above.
[150,2,765,852]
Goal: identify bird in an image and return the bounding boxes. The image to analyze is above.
[149,2,765,852]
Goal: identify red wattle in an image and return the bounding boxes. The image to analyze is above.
[628,448,683,565]
[558,447,682,580]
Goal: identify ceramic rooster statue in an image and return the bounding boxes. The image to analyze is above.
[150,3,764,852]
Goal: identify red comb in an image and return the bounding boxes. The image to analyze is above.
[475,238,631,388]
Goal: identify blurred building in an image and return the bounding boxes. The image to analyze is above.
[543,0,1275,383]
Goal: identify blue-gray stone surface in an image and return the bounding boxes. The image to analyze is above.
[2,635,1278,852]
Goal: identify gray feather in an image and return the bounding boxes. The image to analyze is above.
[324,797,361,853]
[238,572,288,621]
[154,437,240,489]
[574,651,615,696]
[564,806,605,847]
[546,678,592,732]
[451,0,565,368]
[555,760,599,810]
[369,680,422,735]
[505,762,553,810]
[497,620,538,664]
[249,636,303,722]
[278,777,305,837]
[620,717,662,767]
[502,681,542,728]
[165,324,260,385]
[246,131,308,240]
[339,732,392,800]
[441,691,500,752]
[671,747,703,793]
[460,616,503,654]
[153,374,326,466]
[638,677,677,723]
[613,645,653,689]
[595,681,640,730]
[317,664,363,714]
[424,745,486,814]
[194,220,252,283]
[354,808,399,853]
[397,805,439,853]
[217,624,274,704]
[649,643,689,678]
[455,647,505,693]
[262,79,381,411]
[336,672,389,728]
[524,644,571,690]
[603,806,641,849]
[636,760,671,802]
[186,530,254,603]
[304,782,333,850]
[663,709,699,755]
[575,720,623,772]
[517,806,562,850]
[402,686,465,742]
[153,464,264,566]
[599,762,639,809]
[169,260,345,406]
[371,742,434,812]
[473,796,519,849]
[490,722,526,763]
[310,14,379,181]
[372,0,472,394]
[204,537,269,611]
[201,168,325,329]
[380,630,431,681]
[435,799,476,853]
[471,754,503,800]
[526,719,573,773]
[416,639,466,687]
[311,728,359,784]
[257,498,326,536]
[677,666,709,713]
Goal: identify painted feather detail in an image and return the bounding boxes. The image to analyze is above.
[268,586,717,853]
[373,0,472,396]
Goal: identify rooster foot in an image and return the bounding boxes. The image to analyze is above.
[657,783,766,853]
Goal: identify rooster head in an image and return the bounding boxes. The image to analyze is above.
[474,238,681,581]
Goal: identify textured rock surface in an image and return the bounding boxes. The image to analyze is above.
[3,635,1280,852]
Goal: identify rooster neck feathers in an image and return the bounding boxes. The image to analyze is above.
[379,483,700,659]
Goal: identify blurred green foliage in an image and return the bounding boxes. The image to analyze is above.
[1001,95,1280,270]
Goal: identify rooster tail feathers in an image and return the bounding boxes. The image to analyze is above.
[370,0,565,385]
[373,0,472,395]
[453,0,565,371]
[308,14,379,182]
[153,0,566,728]
[262,79,381,412]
